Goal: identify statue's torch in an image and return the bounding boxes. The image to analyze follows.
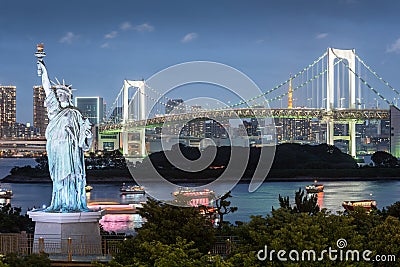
[34,43,46,76]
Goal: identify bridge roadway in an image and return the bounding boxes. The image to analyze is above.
[99,108,390,133]
[0,138,46,152]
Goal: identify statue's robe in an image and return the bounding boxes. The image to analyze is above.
[44,90,92,212]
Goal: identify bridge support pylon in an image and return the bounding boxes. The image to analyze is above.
[122,80,146,160]
[327,119,356,158]
[326,48,357,157]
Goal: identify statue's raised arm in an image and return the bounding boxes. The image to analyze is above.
[35,44,51,97]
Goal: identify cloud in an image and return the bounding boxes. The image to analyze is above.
[134,23,154,32]
[120,22,154,32]
[315,33,328,39]
[255,39,264,44]
[105,31,118,39]
[100,43,110,49]
[387,38,400,53]
[181,32,198,43]
[59,32,78,44]
[120,22,132,31]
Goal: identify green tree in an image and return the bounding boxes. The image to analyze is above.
[0,204,34,233]
[35,155,49,173]
[113,198,215,265]
[3,253,50,267]
[368,216,400,265]
[215,191,238,229]
[371,151,398,167]
[380,201,400,219]
[275,188,320,215]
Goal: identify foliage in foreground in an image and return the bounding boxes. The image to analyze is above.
[0,204,34,233]
[0,253,51,267]
[95,190,400,266]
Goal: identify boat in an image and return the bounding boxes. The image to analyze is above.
[342,200,377,212]
[172,187,216,207]
[305,181,324,193]
[87,201,137,214]
[85,185,93,192]
[120,184,145,195]
[172,187,215,198]
[0,186,13,199]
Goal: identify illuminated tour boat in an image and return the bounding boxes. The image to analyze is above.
[0,185,13,199]
[305,180,324,193]
[87,201,137,214]
[172,187,216,207]
[120,184,145,195]
[342,200,377,212]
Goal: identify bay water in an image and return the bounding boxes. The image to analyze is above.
[1,158,399,234]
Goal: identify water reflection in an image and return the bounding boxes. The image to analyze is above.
[317,191,324,208]
[1,180,399,234]
[84,185,145,234]
[100,214,142,235]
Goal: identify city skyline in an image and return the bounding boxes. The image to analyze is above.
[1,0,400,123]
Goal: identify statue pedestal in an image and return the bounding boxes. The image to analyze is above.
[28,210,107,260]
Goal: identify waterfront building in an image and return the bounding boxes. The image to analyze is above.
[74,96,104,125]
[33,85,48,136]
[0,85,16,138]
[98,133,121,151]
[74,97,104,152]
[13,122,40,138]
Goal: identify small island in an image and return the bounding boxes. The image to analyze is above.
[2,143,400,184]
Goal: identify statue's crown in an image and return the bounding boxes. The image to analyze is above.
[51,77,74,95]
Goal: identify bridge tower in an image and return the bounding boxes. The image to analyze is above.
[326,48,357,157]
[288,75,293,109]
[122,80,146,159]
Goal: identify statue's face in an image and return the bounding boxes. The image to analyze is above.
[56,90,71,107]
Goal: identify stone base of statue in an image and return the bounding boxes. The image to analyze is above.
[27,210,109,262]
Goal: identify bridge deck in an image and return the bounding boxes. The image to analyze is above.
[99,108,390,133]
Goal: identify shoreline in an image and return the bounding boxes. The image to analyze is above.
[2,173,400,184]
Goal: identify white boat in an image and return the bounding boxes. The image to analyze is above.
[87,201,137,214]
[342,200,377,212]
[120,184,145,194]
[172,187,216,207]
[305,180,324,193]
[0,186,13,199]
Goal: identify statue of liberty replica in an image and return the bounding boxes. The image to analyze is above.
[29,44,104,258]
[35,43,93,212]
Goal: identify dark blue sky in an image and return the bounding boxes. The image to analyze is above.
[1,0,400,123]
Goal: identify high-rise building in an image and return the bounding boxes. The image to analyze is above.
[109,106,123,123]
[74,97,104,125]
[0,85,16,138]
[33,85,48,136]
